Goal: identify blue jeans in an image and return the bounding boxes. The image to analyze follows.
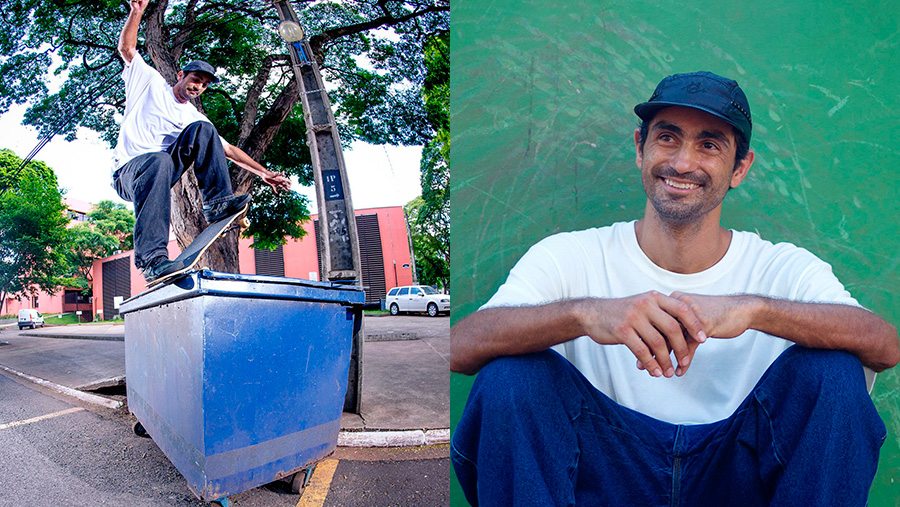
[113,121,234,269]
[452,346,886,506]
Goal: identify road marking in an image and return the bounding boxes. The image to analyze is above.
[296,458,339,507]
[0,407,85,430]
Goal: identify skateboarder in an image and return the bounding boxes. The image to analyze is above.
[111,0,291,283]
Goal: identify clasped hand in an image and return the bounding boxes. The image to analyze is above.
[583,291,752,378]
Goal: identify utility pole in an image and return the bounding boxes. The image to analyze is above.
[271,1,364,414]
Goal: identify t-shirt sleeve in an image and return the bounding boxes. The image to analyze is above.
[122,54,159,102]
[480,235,570,310]
[786,247,860,307]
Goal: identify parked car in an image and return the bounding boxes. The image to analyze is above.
[18,309,44,330]
[385,285,450,317]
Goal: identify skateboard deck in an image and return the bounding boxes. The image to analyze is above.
[147,204,250,288]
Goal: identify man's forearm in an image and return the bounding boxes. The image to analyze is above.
[746,296,899,372]
[450,301,588,375]
[118,3,144,63]
[223,143,274,177]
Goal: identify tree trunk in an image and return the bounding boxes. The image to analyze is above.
[142,0,296,272]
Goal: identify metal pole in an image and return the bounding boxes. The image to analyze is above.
[271,0,364,414]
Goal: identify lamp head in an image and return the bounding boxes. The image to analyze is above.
[278,20,304,42]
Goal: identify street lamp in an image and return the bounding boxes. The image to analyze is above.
[277,20,304,42]
[271,1,365,414]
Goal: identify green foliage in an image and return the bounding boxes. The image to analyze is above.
[244,187,311,250]
[88,200,135,251]
[0,148,56,193]
[0,150,71,313]
[405,196,448,291]
[413,30,449,290]
[65,222,119,294]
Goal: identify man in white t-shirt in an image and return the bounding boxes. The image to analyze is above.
[451,71,899,505]
[112,0,291,282]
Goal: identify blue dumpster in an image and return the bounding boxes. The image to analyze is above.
[119,270,364,501]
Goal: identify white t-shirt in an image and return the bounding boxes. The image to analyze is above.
[112,54,217,171]
[482,221,862,425]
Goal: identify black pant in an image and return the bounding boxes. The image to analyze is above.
[113,122,234,268]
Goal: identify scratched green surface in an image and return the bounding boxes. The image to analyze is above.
[450,1,900,505]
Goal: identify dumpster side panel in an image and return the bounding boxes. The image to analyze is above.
[125,300,206,448]
[202,298,354,455]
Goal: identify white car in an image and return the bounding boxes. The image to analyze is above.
[18,309,44,330]
[386,285,450,317]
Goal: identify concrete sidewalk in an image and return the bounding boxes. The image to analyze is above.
[0,315,449,446]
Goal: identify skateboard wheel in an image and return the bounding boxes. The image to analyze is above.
[241,217,250,228]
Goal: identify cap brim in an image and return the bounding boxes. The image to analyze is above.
[634,101,738,132]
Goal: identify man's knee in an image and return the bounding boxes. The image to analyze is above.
[760,345,881,436]
[470,350,578,413]
[134,152,174,178]
[182,121,219,140]
[776,345,867,394]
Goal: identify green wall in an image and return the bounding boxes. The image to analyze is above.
[450,1,900,504]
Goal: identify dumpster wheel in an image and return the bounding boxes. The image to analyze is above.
[132,421,150,438]
[290,464,317,494]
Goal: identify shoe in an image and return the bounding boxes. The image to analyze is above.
[203,194,251,223]
[141,257,177,284]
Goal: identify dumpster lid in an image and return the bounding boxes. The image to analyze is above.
[120,270,365,315]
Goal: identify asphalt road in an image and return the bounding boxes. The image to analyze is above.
[0,327,450,506]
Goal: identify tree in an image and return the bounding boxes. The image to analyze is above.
[65,222,119,293]
[1,0,449,270]
[63,200,134,294]
[414,30,448,290]
[88,200,135,251]
[405,196,447,291]
[0,149,71,315]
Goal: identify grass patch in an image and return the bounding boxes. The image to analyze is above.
[44,313,81,325]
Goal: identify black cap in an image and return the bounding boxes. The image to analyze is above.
[634,71,752,143]
[181,60,219,83]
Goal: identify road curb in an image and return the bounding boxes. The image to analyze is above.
[337,428,450,448]
[0,364,123,410]
[18,332,124,342]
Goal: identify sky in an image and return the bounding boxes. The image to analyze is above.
[0,103,424,215]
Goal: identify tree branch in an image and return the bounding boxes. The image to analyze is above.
[239,54,288,145]
[307,4,449,65]
[171,0,201,58]
[236,78,300,192]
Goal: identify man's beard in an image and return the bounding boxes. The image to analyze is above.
[642,166,722,223]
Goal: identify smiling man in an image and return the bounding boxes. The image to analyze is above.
[450,71,899,505]
[111,0,291,283]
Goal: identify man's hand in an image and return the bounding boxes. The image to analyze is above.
[130,0,150,14]
[633,292,753,376]
[670,292,754,340]
[263,172,291,192]
[580,291,707,378]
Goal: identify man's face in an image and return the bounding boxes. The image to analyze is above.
[173,71,213,103]
[634,106,754,224]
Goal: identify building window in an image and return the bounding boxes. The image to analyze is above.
[254,245,285,277]
[33,296,39,308]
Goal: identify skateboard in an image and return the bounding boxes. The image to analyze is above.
[147,204,250,288]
